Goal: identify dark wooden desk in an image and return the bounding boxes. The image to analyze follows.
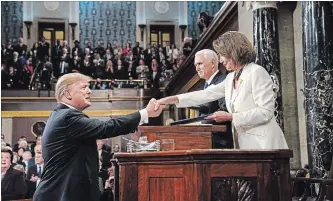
[139,126,226,150]
[114,149,293,201]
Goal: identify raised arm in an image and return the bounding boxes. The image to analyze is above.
[155,80,226,110]
[67,99,164,140]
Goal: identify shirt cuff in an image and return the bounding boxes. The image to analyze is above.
[139,109,149,125]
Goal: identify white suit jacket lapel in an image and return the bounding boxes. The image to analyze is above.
[230,64,252,105]
[226,72,234,112]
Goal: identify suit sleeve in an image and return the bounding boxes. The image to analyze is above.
[232,66,275,128]
[65,111,141,140]
[175,81,226,108]
[26,167,32,180]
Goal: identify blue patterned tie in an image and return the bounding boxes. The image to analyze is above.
[204,82,209,89]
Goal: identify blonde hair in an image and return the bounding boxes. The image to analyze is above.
[55,73,91,102]
[213,31,256,66]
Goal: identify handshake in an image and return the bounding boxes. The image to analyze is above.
[145,96,232,123]
[145,96,179,118]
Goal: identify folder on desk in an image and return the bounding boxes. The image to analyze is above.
[170,114,212,126]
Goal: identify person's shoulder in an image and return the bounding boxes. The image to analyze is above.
[9,168,25,177]
[248,63,269,75]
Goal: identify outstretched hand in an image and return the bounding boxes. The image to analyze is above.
[205,111,233,122]
[146,98,165,118]
[154,96,179,111]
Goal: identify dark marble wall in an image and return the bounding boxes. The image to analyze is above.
[253,7,284,130]
[1,1,23,44]
[79,1,136,48]
[187,1,225,39]
[302,2,333,177]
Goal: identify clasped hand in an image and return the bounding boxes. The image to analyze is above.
[146,98,166,117]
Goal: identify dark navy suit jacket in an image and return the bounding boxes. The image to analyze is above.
[33,103,141,201]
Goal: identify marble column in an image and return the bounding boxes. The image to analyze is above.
[302,2,333,178]
[252,2,284,130]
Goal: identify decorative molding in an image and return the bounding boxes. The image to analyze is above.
[138,24,147,42]
[270,162,281,176]
[23,21,33,39]
[211,178,256,201]
[1,110,138,117]
[179,25,187,41]
[69,22,77,40]
[153,2,169,14]
[44,1,60,11]
[251,1,277,11]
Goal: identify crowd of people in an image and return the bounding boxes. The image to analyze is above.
[1,37,195,90]
[1,134,120,201]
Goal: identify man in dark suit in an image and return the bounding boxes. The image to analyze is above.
[37,37,50,62]
[33,73,164,201]
[51,40,61,65]
[97,139,111,169]
[194,49,233,149]
[132,42,142,58]
[26,152,44,198]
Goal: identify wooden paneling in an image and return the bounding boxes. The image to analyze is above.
[115,149,293,201]
[139,126,226,150]
[156,132,211,150]
[120,165,138,201]
[149,178,185,201]
[137,164,194,201]
[210,163,257,177]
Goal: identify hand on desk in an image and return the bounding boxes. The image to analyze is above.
[205,111,233,122]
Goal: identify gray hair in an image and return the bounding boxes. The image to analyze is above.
[195,49,219,66]
[55,73,91,102]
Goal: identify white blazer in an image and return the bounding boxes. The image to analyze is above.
[176,63,289,149]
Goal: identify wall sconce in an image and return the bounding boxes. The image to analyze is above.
[138,24,146,42]
[179,25,187,41]
[24,21,33,39]
[69,22,78,40]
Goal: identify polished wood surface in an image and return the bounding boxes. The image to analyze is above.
[139,126,226,150]
[114,149,293,201]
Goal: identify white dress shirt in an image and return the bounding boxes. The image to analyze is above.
[206,70,219,85]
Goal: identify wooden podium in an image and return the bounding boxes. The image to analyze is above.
[138,125,226,150]
[114,149,293,201]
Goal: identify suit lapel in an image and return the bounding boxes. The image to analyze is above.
[230,64,252,105]
[226,72,234,111]
[210,71,221,85]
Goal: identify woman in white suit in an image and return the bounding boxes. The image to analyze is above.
[154,31,288,149]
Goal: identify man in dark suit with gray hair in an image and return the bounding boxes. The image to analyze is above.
[194,49,233,149]
[33,73,164,201]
